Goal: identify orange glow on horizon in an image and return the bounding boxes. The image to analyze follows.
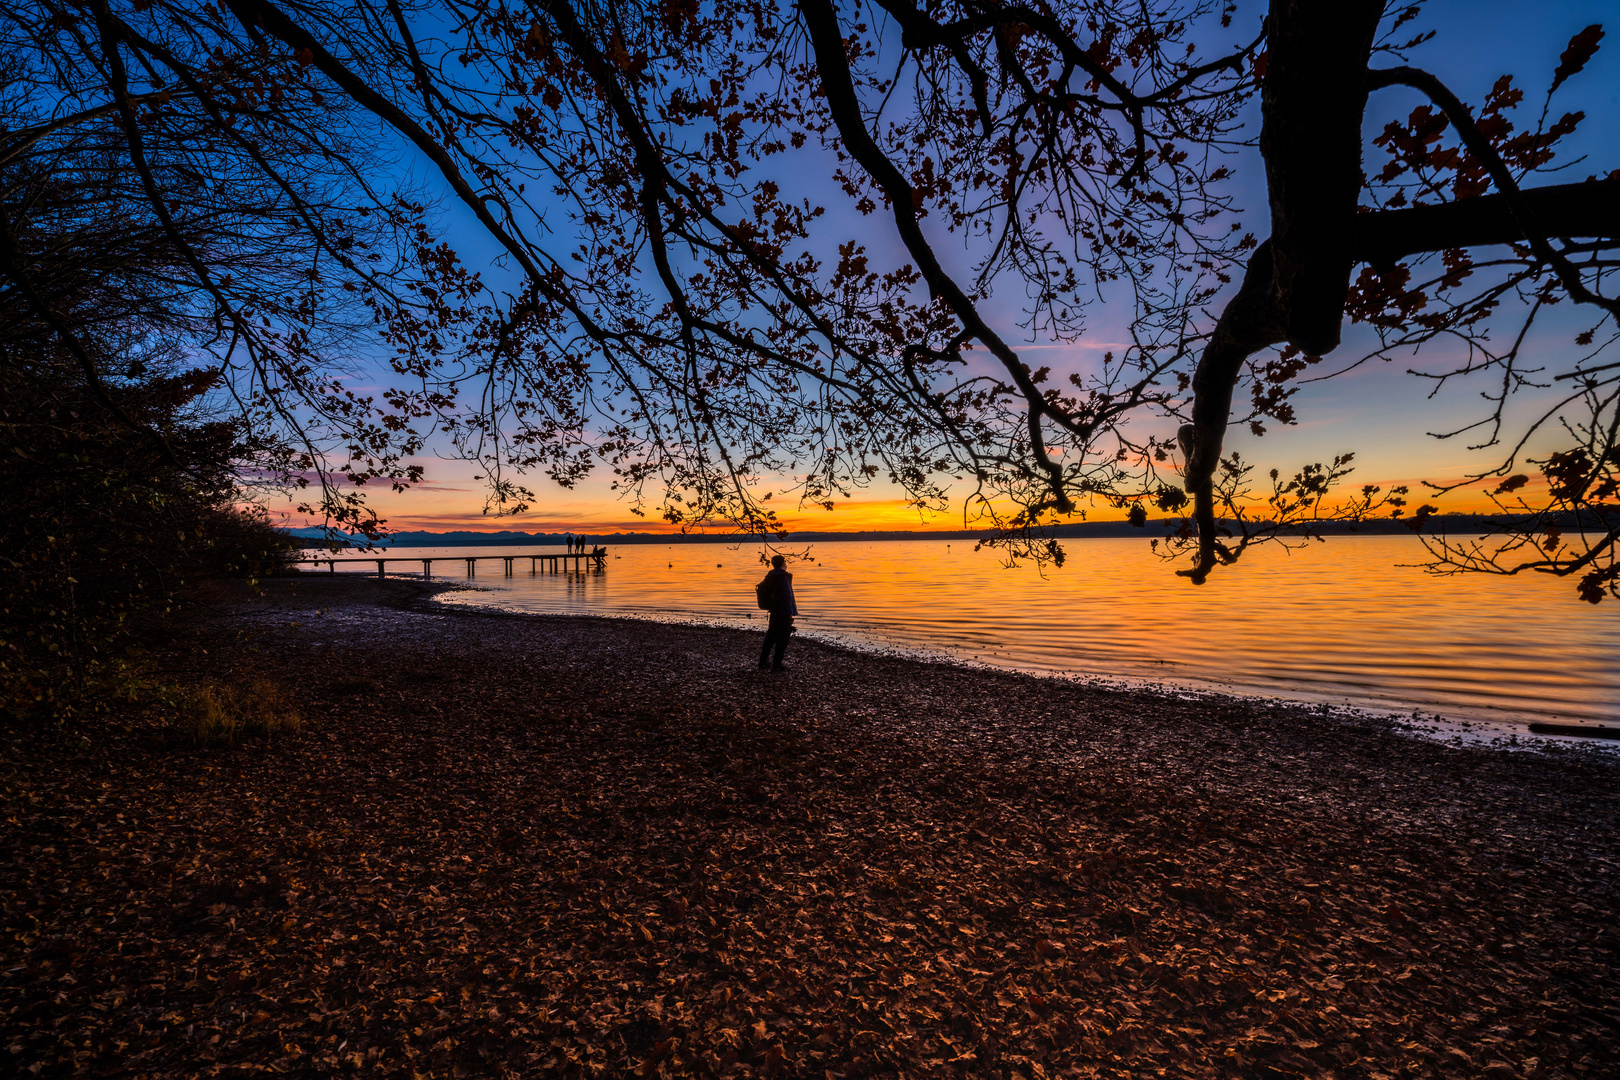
[279,473,1520,536]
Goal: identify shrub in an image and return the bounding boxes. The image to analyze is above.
[170,679,303,746]
[0,365,299,725]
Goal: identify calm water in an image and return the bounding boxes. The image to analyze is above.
[312,536,1619,729]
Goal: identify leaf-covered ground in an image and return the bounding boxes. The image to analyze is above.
[4,576,1618,1078]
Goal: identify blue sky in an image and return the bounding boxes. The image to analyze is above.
[280,0,1620,534]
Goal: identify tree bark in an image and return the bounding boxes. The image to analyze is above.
[1354,177,1620,265]
[1178,1,1620,582]
[1259,0,1387,355]
[1177,242,1286,582]
[1180,1,1384,580]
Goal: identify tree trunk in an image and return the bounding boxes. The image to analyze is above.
[1260,0,1388,354]
[1180,1,1386,580]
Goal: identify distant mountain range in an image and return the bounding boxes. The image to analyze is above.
[282,514,1520,548]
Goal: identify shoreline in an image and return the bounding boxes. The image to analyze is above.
[5,575,1618,1077]
[426,577,1620,756]
[283,513,1548,548]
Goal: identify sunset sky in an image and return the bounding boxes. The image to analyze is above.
[276,0,1620,536]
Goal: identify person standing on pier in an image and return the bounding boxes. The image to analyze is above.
[757,554,799,672]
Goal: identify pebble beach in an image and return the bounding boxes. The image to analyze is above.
[2,575,1617,1077]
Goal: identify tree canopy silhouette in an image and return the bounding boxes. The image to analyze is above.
[3,0,1616,599]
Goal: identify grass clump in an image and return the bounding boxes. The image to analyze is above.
[172,678,302,746]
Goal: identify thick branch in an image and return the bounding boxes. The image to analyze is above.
[1176,242,1285,583]
[1366,66,1620,320]
[1354,176,1620,264]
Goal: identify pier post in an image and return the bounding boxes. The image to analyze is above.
[422,560,433,578]
[328,559,335,573]
[504,556,514,576]
[466,558,476,577]
[376,559,386,578]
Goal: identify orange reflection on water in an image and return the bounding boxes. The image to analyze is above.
[367,536,1618,728]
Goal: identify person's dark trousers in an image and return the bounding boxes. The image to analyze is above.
[759,613,792,670]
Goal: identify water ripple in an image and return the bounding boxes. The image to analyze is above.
[361,536,1616,727]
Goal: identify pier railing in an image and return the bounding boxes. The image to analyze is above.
[296,550,607,578]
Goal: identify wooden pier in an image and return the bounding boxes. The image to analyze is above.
[297,550,607,578]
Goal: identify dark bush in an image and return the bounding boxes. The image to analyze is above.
[0,363,296,723]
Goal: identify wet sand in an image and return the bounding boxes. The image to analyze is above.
[3,575,1617,1077]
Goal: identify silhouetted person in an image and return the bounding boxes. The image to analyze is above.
[757,554,798,672]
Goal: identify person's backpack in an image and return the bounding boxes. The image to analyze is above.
[755,575,775,610]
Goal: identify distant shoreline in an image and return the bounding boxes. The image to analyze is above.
[286,514,1511,548]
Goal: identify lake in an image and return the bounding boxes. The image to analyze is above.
[309,535,1619,732]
